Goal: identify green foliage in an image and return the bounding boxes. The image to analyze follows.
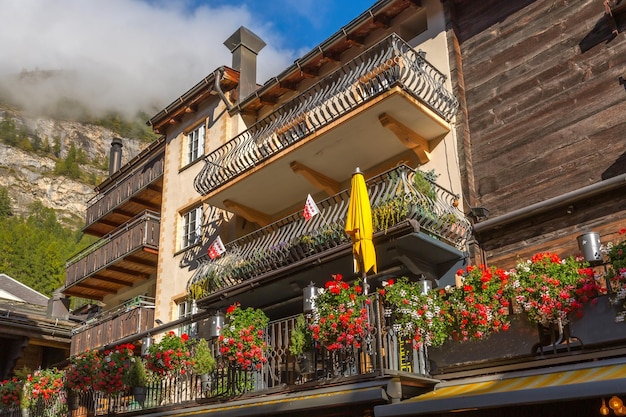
[0,198,95,296]
[126,358,149,388]
[92,112,159,143]
[289,314,312,356]
[0,117,31,149]
[192,338,216,375]
[54,144,81,179]
[372,195,409,233]
[0,187,12,219]
[413,169,439,200]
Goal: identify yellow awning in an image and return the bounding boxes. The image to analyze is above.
[375,360,626,416]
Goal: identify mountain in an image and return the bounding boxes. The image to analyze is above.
[0,105,155,228]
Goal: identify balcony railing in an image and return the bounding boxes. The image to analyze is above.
[71,296,155,355]
[194,34,459,195]
[70,297,431,415]
[189,164,471,300]
[65,211,160,287]
[85,146,164,226]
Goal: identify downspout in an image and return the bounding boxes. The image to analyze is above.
[473,173,626,234]
[213,67,234,112]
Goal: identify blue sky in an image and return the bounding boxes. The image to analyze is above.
[189,0,376,52]
[0,0,377,117]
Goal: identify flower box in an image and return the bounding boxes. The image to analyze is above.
[568,294,626,346]
[428,313,538,371]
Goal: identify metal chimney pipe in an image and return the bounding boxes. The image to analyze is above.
[109,138,123,176]
[224,26,266,103]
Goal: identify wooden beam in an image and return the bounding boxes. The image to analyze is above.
[223,199,272,227]
[128,196,161,211]
[379,112,431,164]
[92,270,136,283]
[123,255,157,269]
[72,282,117,294]
[290,161,340,196]
[279,80,300,91]
[62,289,104,301]
[346,34,365,47]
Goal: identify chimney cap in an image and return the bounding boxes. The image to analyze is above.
[224,26,266,55]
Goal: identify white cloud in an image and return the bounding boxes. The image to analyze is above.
[0,0,296,119]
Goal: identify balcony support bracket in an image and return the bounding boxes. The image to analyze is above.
[224,199,272,227]
[290,161,341,196]
[379,112,431,164]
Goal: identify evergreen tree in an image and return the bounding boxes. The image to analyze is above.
[0,201,94,296]
[0,187,12,219]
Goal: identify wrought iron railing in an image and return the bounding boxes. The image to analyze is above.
[68,297,429,416]
[65,210,160,287]
[194,33,459,195]
[188,164,471,299]
[85,142,164,226]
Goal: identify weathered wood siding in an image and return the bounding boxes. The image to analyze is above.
[450,0,626,267]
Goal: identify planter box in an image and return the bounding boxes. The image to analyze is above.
[428,314,538,372]
[569,295,626,346]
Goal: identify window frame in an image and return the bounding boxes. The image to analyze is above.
[180,205,203,250]
[186,123,206,165]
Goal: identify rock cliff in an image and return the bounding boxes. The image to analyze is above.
[0,107,148,227]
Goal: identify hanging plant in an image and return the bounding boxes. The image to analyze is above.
[145,332,195,377]
[510,252,603,326]
[310,274,372,351]
[219,303,269,371]
[448,264,514,341]
[379,277,451,348]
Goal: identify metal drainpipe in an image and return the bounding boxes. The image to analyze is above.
[214,67,234,112]
[473,173,626,234]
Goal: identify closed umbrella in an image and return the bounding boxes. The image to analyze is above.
[345,167,377,292]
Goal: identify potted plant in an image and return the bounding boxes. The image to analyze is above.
[145,332,194,377]
[510,252,603,328]
[448,264,514,342]
[22,368,65,414]
[378,277,451,348]
[93,343,135,395]
[192,338,216,391]
[66,349,99,394]
[0,377,22,411]
[289,314,314,374]
[290,234,315,259]
[219,303,269,371]
[309,274,371,352]
[372,196,409,233]
[126,358,148,406]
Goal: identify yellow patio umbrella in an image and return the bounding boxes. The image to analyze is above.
[345,167,377,290]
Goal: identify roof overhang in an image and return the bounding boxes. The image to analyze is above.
[374,359,626,416]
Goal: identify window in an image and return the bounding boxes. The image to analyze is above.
[181,206,202,249]
[177,299,197,337]
[186,123,205,165]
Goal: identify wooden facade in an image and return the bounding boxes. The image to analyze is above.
[448,0,626,267]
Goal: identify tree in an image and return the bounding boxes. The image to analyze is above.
[0,187,12,219]
[54,144,81,179]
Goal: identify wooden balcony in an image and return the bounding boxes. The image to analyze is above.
[84,137,165,237]
[70,296,155,356]
[189,164,471,311]
[63,211,160,300]
[194,34,459,217]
